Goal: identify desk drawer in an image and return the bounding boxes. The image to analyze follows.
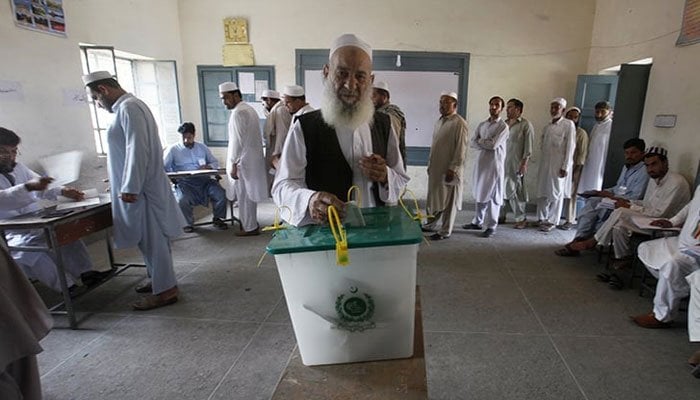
[55,209,113,246]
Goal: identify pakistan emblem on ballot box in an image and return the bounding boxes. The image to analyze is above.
[335,286,376,332]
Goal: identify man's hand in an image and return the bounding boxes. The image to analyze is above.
[198,164,212,170]
[598,190,614,198]
[61,187,85,201]
[271,156,280,170]
[229,163,239,180]
[359,154,388,183]
[558,169,567,178]
[517,161,528,176]
[444,169,455,183]
[650,219,673,228]
[24,177,53,192]
[614,199,630,209]
[120,193,138,203]
[308,191,345,223]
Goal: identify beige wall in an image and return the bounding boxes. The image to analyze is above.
[588,0,700,182]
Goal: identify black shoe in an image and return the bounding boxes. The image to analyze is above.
[462,223,482,230]
[212,218,229,230]
[596,272,611,283]
[481,228,495,238]
[428,233,448,241]
[183,226,195,233]
[80,270,113,287]
[608,274,624,290]
[498,216,506,224]
[421,225,436,232]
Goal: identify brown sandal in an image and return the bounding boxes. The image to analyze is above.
[554,244,580,257]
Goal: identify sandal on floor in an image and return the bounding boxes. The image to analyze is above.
[608,274,624,290]
[596,272,611,283]
[554,245,580,257]
[689,350,700,367]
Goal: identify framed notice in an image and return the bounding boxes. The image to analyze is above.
[677,0,700,46]
[10,0,66,37]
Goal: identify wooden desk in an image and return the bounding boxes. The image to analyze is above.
[0,202,137,329]
[272,287,427,399]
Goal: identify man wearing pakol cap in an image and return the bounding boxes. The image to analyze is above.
[423,91,469,240]
[220,81,267,235]
[372,81,407,167]
[462,96,508,238]
[262,89,292,190]
[272,33,409,226]
[577,101,613,194]
[535,97,576,232]
[501,98,534,229]
[559,106,589,230]
[272,85,314,169]
[163,122,228,232]
[630,183,700,329]
[83,70,185,310]
[564,147,690,282]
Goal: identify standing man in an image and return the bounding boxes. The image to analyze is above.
[559,106,589,230]
[163,122,228,232]
[220,82,268,236]
[261,89,281,117]
[372,81,407,167]
[577,101,613,194]
[272,33,408,226]
[262,89,292,189]
[686,270,700,377]
[463,96,509,238]
[274,85,315,167]
[535,98,576,232]
[83,71,184,310]
[423,91,469,240]
[501,98,534,229]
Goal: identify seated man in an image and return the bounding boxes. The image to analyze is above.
[555,138,649,256]
[0,127,100,292]
[163,122,228,232]
[272,34,408,226]
[687,270,700,378]
[631,184,700,329]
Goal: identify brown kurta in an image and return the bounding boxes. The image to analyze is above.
[426,113,469,212]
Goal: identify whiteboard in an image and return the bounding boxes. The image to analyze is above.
[303,70,459,147]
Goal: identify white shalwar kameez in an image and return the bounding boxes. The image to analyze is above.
[686,269,700,342]
[0,163,92,291]
[272,118,409,227]
[577,117,612,193]
[107,93,186,295]
[470,117,509,230]
[535,117,576,225]
[637,185,700,322]
[226,101,268,231]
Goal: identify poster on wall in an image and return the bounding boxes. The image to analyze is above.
[10,0,66,37]
[677,0,700,46]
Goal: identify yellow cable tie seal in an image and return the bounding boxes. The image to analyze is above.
[327,205,349,266]
[346,185,362,207]
[399,188,432,222]
[261,206,292,232]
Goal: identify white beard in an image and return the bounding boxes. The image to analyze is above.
[320,78,374,131]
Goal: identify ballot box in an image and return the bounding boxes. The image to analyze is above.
[267,206,423,366]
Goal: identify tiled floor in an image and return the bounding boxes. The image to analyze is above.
[36,202,699,399]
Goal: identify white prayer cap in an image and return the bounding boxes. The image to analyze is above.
[441,91,458,101]
[261,89,280,99]
[373,81,390,93]
[219,82,238,93]
[645,146,668,158]
[330,33,372,61]
[283,85,305,97]
[82,70,114,86]
[551,97,567,108]
[567,106,581,114]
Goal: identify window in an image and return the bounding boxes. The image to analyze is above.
[80,45,182,154]
[197,65,275,146]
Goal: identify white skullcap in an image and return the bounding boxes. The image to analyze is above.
[219,82,238,93]
[551,97,567,108]
[441,91,458,101]
[261,90,280,99]
[283,85,305,97]
[330,33,372,61]
[82,70,114,86]
[567,106,581,114]
[373,81,390,93]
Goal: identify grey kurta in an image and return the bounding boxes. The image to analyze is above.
[106,93,186,249]
[503,117,534,201]
[426,113,469,212]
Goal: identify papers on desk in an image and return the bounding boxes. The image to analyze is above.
[166,169,225,178]
[38,150,83,188]
[595,197,616,210]
[630,215,681,231]
[55,188,101,210]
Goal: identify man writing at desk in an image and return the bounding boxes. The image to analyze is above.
[0,127,104,292]
[163,122,228,233]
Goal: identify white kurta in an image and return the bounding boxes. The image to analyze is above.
[686,269,700,341]
[577,117,612,193]
[226,101,268,202]
[264,101,292,161]
[536,117,576,201]
[426,113,469,213]
[107,93,186,249]
[0,163,93,291]
[272,116,409,227]
[471,117,509,204]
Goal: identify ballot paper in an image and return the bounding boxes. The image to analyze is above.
[38,150,83,188]
[55,188,101,210]
[595,197,616,210]
[630,215,681,231]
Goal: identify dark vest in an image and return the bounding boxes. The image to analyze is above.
[298,110,391,204]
